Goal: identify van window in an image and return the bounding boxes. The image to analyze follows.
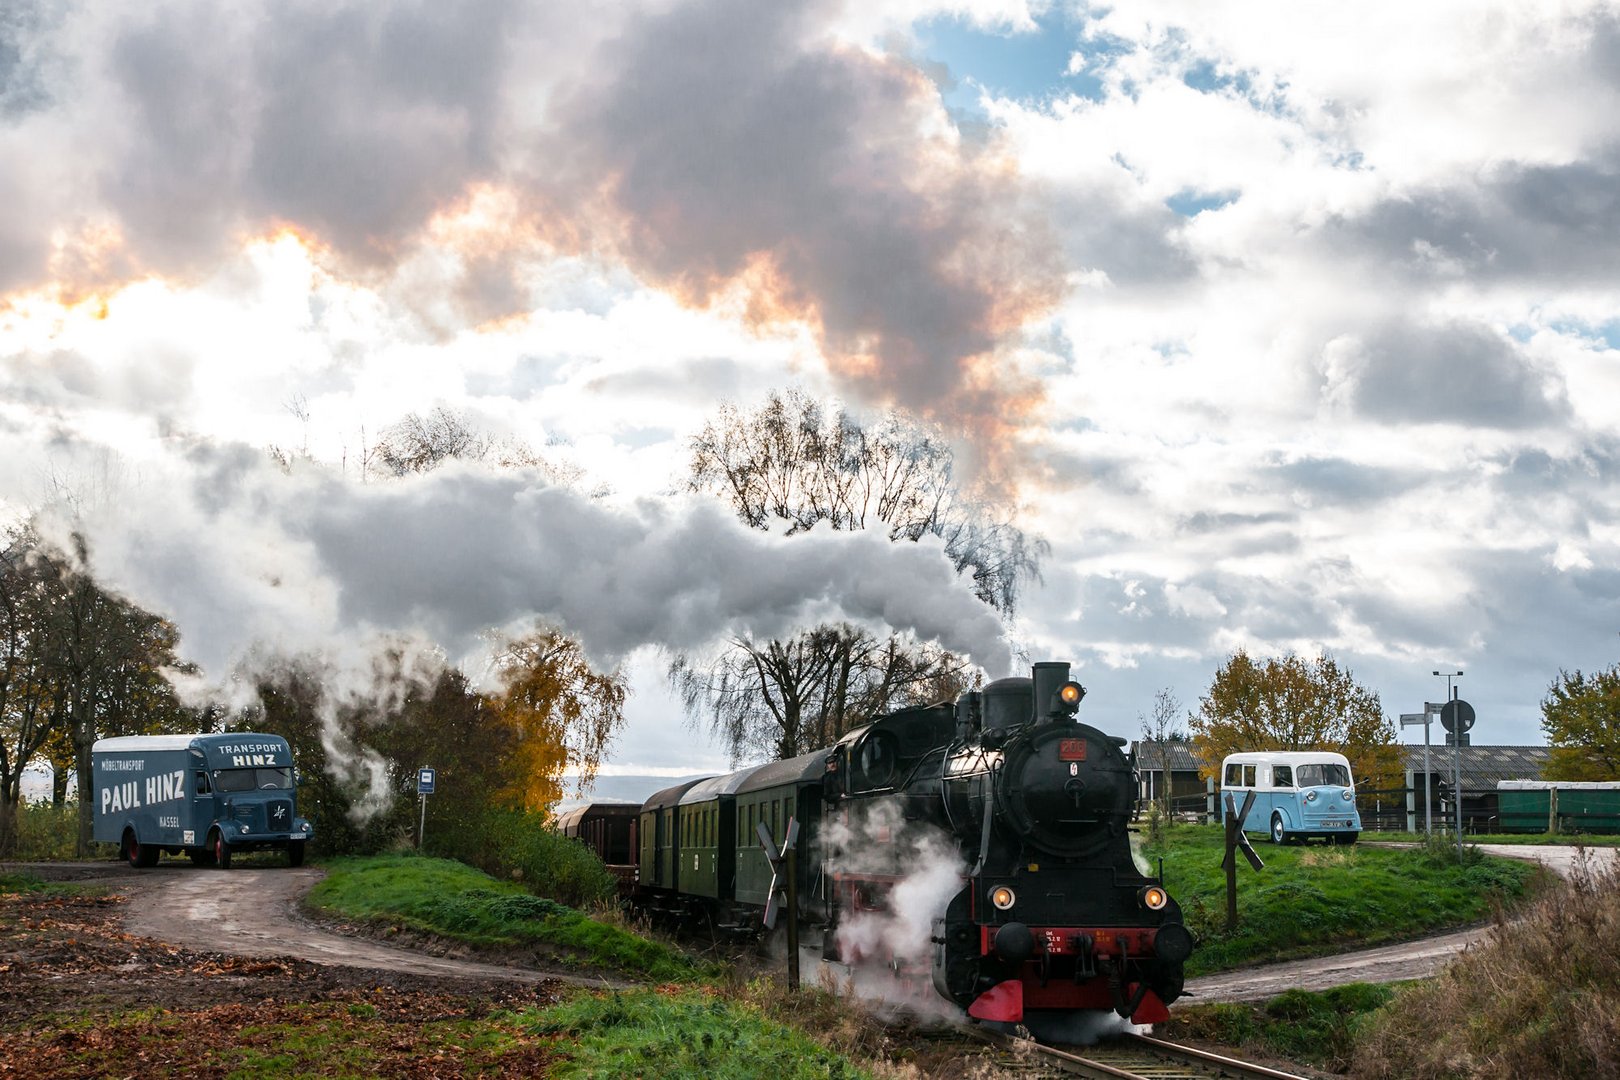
[1272,765,1293,788]
[1224,762,1242,786]
[1298,763,1350,787]
[1243,764,1256,787]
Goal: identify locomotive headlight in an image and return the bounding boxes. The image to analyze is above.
[1139,885,1169,911]
[990,885,1017,911]
[1057,681,1085,713]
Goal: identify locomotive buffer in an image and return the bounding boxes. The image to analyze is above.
[758,817,802,991]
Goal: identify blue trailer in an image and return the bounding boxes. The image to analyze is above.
[91,733,314,869]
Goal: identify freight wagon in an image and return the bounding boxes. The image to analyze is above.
[91,733,314,868]
[1496,780,1620,834]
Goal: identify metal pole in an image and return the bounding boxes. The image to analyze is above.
[418,793,427,849]
[1423,709,1433,836]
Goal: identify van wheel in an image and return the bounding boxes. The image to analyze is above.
[1270,813,1287,845]
[212,829,233,870]
[287,841,305,868]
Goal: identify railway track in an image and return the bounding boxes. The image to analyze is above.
[975,1029,1312,1079]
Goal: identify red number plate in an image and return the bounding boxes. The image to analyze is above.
[1059,739,1087,761]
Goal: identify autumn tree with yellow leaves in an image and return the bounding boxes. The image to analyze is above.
[1190,650,1403,794]
[486,631,628,814]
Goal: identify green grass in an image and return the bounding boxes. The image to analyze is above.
[12,992,872,1079]
[305,853,703,982]
[518,988,871,1079]
[0,871,108,898]
[1167,982,1396,1072]
[1146,824,1542,975]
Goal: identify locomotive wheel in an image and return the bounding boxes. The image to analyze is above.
[1270,813,1287,845]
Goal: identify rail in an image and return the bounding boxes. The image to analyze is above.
[973,1028,1311,1080]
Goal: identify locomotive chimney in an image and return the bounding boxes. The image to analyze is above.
[1032,662,1072,722]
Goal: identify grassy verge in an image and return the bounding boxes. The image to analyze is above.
[1166,983,1395,1073]
[305,853,704,982]
[9,989,873,1080]
[0,871,109,898]
[1351,852,1620,1079]
[1146,825,1543,975]
[520,987,872,1079]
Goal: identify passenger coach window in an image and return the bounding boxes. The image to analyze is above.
[1273,765,1293,788]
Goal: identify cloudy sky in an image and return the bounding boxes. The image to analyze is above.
[2,0,1617,783]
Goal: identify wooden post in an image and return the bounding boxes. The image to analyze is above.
[1221,791,1262,932]
[1549,786,1559,835]
[1225,803,1239,930]
[786,843,800,991]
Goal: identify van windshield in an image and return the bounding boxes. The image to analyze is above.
[1296,763,1350,788]
[214,767,294,792]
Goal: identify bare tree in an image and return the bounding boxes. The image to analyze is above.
[675,390,1046,762]
[1138,687,1184,819]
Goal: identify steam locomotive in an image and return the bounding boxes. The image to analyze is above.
[563,662,1192,1026]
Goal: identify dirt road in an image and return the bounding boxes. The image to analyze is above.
[119,863,628,988]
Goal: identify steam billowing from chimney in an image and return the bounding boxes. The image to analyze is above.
[25,439,1011,813]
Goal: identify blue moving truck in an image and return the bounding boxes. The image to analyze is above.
[91,733,314,869]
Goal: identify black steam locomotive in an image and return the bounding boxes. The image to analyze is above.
[562,662,1192,1026]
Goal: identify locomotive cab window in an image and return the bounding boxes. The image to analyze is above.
[854,732,898,790]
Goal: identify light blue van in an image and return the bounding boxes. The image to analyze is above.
[1221,751,1361,845]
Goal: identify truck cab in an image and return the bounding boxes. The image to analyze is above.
[92,733,314,868]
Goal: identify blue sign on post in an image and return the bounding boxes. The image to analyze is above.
[418,767,435,795]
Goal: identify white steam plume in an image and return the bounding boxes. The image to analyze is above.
[35,443,1012,680]
[822,800,968,1020]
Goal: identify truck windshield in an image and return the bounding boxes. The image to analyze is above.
[214,767,294,792]
[1296,763,1351,787]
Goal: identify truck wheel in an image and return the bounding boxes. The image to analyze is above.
[287,841,306,867]
[1270,813,1287,845]
[124,829,158,869]
[212,829,233,870]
